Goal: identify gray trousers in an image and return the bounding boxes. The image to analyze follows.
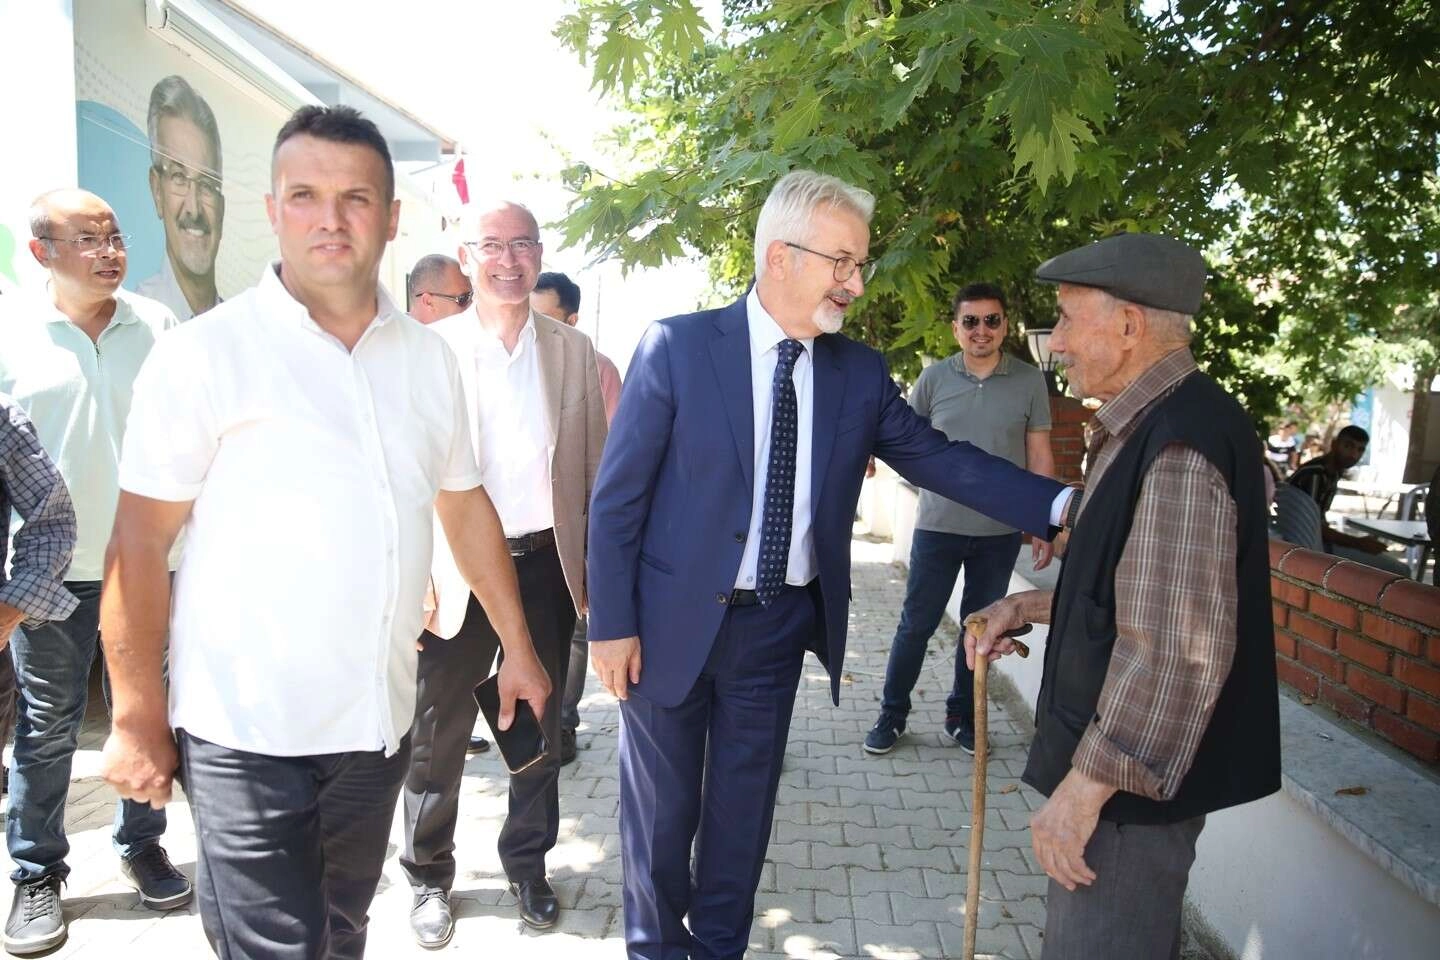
[560,615,588,733]
[401,542,575,891]
[1042,815,1205,959]
[176,730,409,960]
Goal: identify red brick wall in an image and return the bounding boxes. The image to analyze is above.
[1049,396,1091,483]
[1270,541,1440,764]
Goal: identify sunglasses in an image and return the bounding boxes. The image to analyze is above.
[959,313,1003,330]
[423,291,474,308]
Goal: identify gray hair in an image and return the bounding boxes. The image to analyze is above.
[148,75,223,176]
[1092,288,1193,345]
[409,254,464,298]
[753,170,875,277]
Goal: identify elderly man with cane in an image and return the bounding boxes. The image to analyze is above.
[967,234,1281,959]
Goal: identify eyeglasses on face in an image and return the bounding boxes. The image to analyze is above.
[154,162,223,201]
[422,290,474,308]
[959,313,1004,330]
[783,241,877,283]
[41,233,131,255]
[465,238,541,259]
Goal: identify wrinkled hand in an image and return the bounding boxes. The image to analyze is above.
[963,597,1028,670]
[101,720,178,809]
[1030,770,1113,891]
[1030,535,1055,571]
[591,636,643,701]
[497,645,551,730]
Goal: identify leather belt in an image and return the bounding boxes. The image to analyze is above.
[728,589,761,607]
[506,528,555,557]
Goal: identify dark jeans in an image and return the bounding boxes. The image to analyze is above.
[880,529,1024,724]
[176,730,409,960]
[401,541,575,892]
[1042,816,1205,959]
[0,646,16,763]
[619,582,815,960]
[8,580,166,882]
[561,615,589,733]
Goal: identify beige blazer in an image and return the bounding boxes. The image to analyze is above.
[428,311,608,639]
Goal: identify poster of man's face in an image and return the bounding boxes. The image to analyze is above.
[140,75,225,321]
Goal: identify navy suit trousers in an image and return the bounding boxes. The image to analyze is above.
[618,582,818,960]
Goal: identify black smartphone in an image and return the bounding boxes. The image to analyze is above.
[473,674,547,775]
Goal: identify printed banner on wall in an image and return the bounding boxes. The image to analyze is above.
[73,0,289,321]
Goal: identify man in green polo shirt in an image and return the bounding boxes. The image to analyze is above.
[865,282,1056,754]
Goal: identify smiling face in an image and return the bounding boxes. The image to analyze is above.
[761,204,870,338]
[265,134,399,294]
[149,114,224,282]
[1049,284,1129,402]
[460,204,542,310]
[952,297,1008,362]
[30,191,127,303]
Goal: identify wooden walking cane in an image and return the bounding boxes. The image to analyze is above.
[962,617,1031,960]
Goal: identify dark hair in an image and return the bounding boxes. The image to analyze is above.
[951,282,1007,316]
[148,75,223,176]
[272,105,394,201]
[534,271,581,316]
[1336,424,1369,445]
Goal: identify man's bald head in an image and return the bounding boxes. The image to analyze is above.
[28,188,128,306]
[459,199,543,310]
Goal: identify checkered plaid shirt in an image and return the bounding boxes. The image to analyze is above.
[1,393,78,623]
[1068,349,1239,801]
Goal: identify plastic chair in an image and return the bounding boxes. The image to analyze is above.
[1272,485,1325,553]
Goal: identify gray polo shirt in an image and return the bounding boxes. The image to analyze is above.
[910,351,1051,536]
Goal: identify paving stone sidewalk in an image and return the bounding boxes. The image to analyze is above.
[12,536,1209,958]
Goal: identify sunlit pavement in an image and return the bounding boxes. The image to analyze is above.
[12,536,1213,958]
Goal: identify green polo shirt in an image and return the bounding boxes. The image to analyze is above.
[909,351,1051,536]
[0,288,178,580]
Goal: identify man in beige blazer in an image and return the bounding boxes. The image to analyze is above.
[400,200,607,947]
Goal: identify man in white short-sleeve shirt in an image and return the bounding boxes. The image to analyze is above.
[98,106,550,960]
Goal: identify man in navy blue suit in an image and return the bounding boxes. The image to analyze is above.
[586,170,1078,960]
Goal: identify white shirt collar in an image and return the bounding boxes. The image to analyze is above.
[39,284,139,327]
[745,287,814,361]
[256,260,402,335]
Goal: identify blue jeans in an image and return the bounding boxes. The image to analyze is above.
[880,529,1024,723]
[7,581,166,882]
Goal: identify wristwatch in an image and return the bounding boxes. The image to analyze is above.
[1063,486,1084,529]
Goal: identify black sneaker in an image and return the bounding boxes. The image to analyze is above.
[4,875,65,955]
[944,715,976,755]
[863,713,906,754]
[121,844,193,911]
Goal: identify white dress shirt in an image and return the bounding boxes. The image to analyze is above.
[734,288,818,589]
[432,309,554,537]
[0,288,177,581]
[119,264,482,757]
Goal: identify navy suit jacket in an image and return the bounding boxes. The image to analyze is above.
[587,296,1066,708]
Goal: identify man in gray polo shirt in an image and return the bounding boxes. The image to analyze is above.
[865,282,1056,754]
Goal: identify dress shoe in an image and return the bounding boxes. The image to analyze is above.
[510,878,559,929]
[559,727,577,766]
[468,735,490,753]
[410,890,454,948]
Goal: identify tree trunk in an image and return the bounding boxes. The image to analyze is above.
[1404,363,1436,483]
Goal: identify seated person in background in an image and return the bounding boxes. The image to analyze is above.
[1265,421,1299,477]
[1288,425,1406,574]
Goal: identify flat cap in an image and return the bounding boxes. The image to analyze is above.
[1035,233,1207,315]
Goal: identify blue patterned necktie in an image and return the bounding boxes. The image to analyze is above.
[756,339,804,605]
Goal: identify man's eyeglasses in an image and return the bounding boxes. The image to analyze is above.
[465,239,541,259]
[959,313,1004,330]
[783,242,877,283]
[41,233,131,255]
[153,162,223,202]
[421,291,474,308]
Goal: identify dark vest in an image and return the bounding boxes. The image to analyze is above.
[1023,371,1281,824]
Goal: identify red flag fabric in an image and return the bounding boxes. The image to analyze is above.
[451,157,469,205]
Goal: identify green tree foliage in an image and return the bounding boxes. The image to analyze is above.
[555,0,1440,431]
